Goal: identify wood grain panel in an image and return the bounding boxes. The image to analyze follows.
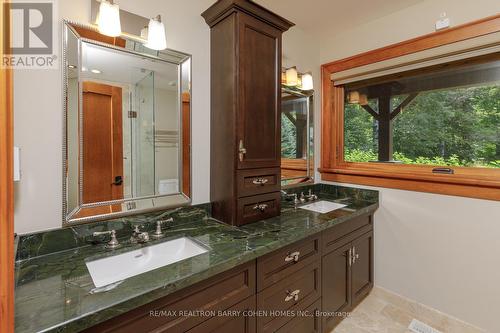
[0,0,14,331]
[237,13,281,169]
[182,92,191,197]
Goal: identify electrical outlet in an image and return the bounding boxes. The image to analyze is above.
[408,319,442,333]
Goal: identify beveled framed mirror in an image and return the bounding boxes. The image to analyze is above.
[63,21,192,225]
[281,87,314,186]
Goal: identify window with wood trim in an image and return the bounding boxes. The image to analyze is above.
[320,14,500,201]
[344,55,500,168]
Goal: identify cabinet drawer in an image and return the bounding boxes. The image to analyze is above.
[257,235,320,291]
[237,168,280,197]
[323,214,372,254]
[257,261,321,333]
[187,296,256,333]
[237,192,280,225]
[83,262,256,333]
[275,299,322,333]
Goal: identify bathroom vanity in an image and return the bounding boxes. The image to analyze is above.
[14,184,378,333]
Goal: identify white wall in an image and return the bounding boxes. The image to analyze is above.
[13,0,321,234]
[319,1,500,331]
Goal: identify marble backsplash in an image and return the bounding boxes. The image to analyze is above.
[15,184,378,262]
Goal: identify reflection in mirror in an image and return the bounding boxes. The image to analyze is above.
[64,22,191,224]
[281,88,314,186]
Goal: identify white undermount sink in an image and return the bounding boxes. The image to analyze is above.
[86,237,209,288]
[299,200,347,214]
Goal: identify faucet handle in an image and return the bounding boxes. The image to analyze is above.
[93,230,120,249]
[153,218,174,237]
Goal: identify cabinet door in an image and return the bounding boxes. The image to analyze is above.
[351,231,374,307]
[187,296,255,333]
[275,299,322,333]
[321,243,352,332]
[237,13,281,169]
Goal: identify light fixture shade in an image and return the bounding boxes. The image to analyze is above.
[300,73,313,90]
[359,93,368,105]
[348,91,360,104]
[97,0,121,37]
[285,67,298,86]
[145,16,167,51]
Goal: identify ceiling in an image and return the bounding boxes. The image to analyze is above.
[255,0,424,39]
[80,42,179,91]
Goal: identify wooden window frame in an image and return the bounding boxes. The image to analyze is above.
[320,14,500,201]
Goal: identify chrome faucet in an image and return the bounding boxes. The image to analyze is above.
[130,225,150,244]
[305,189,318,201]
[93,230,120,249]
[281,190,301,207]
[152,218,174,238]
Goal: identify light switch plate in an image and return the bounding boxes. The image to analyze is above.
[13,146,20,181]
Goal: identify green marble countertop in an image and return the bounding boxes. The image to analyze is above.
[14,184,378,333]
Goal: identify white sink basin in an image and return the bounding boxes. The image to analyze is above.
[299,200,347,214]
[86,237,209,288]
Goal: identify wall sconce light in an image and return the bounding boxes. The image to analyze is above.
[359,94,368,105]
[285,66,298,86]
[96,0,122,37]
[347,91,360,104]
[144,15,167,51]
[300,72,313,90]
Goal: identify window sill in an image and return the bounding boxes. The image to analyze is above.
[319,168,500,201]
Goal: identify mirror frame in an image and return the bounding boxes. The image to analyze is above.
[62,20,192,225]
[281,87,315,187]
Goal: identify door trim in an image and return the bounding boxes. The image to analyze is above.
[0,0,15,331]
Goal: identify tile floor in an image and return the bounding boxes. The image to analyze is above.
[332,287,485,333]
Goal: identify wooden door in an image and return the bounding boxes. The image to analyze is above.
[82,81,124,204]
[322,243,352,332]
[0,0,15,331]
[237,13,281,169]
[182,92,191,197]
[351,231,374,307]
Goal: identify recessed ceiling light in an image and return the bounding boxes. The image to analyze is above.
[82,67,88,72]
[91,69,102,74]
[68,65,76,69]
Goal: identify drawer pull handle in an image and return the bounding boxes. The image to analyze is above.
[238,140,247,162]
[252,178,269,185]
[352,246,360,264]
[284,251,300,263]
[253,203,268,212]
[285,289,301,302]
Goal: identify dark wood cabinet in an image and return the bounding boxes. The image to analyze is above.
[82,262,256,333]
[202,0,294,226]
[82,213,375,333]
[351,231,374,307]
[236,13,281,170]
[187,296,256,333]
[322,243,352,330]
[257,261,321,333]
[322,220,374,332]
[275,299,322,333]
